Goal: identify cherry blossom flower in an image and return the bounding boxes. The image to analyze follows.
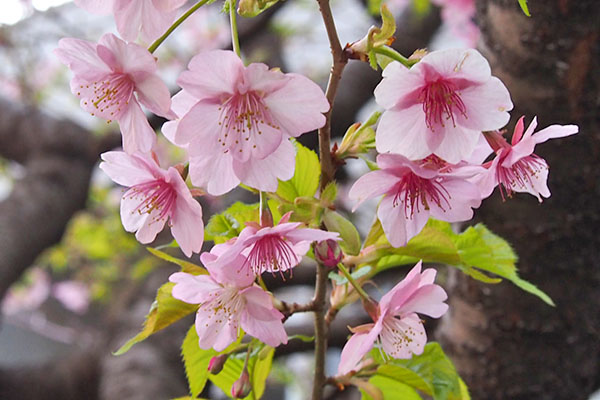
[99,151,203,257]
[432,0,479,46]
[74,0,188,42]
[165,50,329,195]
[55,33,172,154]
[220,212,340,277]
[374,48,513,163]
[170,241,287,351]
[337,261,448,376]
[349,153,482,247]
[476,116,579,201]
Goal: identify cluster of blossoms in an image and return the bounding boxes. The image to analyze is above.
[55,0,578,394]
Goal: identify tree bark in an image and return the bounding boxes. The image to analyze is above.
[437,1,600,399]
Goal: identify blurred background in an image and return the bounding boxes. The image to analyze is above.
[0,0,598,399]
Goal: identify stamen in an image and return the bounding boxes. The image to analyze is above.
[128,180,177,223]
[82,73,134,118]
[391,172,451,218]
[496,155,547,201]
[419,79,466,130]
[245,234,297,277]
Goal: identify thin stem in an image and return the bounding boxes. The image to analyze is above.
[372,45,417,68]
[336,263,370,301]
[229,0,242,57]
[313,0,348,398]
[148,0,210,53]
[259,191,273,226]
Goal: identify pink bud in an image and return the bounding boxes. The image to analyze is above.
[315,239,343,268]
[231,369,252,399]
[207,354,228,375]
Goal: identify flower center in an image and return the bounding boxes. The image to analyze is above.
[199,286,245,329]
[79,73,134,122]
[246,234,297,276]
[496,154,547,200]
[217,91,279,157]
[128,179,177,223]
[391,171,451,218]
[418,79,466,131]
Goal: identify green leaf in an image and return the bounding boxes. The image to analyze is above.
[287,334,315,343]
[237,0,279,17]
[371,342,465,400]
[146,247,207,275]
[321,181,338,205]
[205,202,259,244]
[369,220,553,305]
[517,0,531,16]
[181,326,244,398]
[329,266,371,285]
[209,345,275,399]
[361,375,422,399]
[322,210,361,256]
[276,142,320,202]
[114,283,197,355]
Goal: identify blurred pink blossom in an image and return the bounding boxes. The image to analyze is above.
[52,281,91,314]
[2,268,50,315]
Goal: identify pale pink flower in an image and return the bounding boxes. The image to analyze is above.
[99,151,204,257]
[432,0,479,46]
[219,212,340,277]
[475,116,579,201]
[374,48,513,163]
[74,0,188,42]
[52,281,90,314]
[170,241,287,351]
[350,153,482,247]
[165,50,329,195]
[55,33,172,154]
[337,261,448,376]
[1,268,50,315]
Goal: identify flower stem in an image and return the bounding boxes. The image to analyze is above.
[372,45,417,68]
[313,0,348,398]
[229,0,242,57]
[336,263,370,301]
[147,0,210,53]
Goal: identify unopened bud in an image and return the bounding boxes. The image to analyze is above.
[315,239,343,268]
[231,369,252,399]
[207,354,228,375]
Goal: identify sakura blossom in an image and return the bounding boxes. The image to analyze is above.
[74,0,188,42]
[99,151,203,257]
[170,241,288,351]
[55,33,172,154]
[164,50,329,195]
[374,48,513,163]
[221,212,340,277]
[432,0,479,46]
[349,153,483,247]
[337,261,448,376]
[476,116,579,201]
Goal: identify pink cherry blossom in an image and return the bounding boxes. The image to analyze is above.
[221,212,340,277]
[55,33,172,154]
[99,151,203,257]
[74,0,188,42]
[349,153,482,247]
[475,116,579,202]
[432,0,479,46]
[165,50,329,195]
[374,48,513,163]
[170,241,287,351]
[337,261,448,376]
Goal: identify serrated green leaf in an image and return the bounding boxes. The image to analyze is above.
[209,345,275,399]
[146,247,207,275]
[323,210,361,256]
[276,142,320,202]
[205,202,259,244]
[115,283,197,355]
[517,0,531,16]
[371,342,464,400]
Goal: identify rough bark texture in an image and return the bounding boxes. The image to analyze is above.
[437,1,600,399]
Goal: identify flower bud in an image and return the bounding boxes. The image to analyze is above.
[231,369,252,399]
[315,239,343,268]
[207,354,228,375]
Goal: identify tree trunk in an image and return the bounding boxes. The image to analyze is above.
[437,1,600,399]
